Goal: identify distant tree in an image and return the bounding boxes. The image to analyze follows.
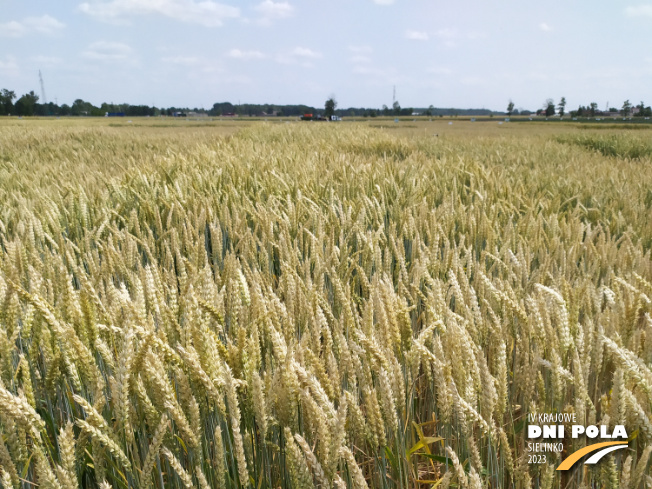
[212,102,237,116]
[71,99,97,116]
[635,101,650,117]
[324,96,337,119]
[622,99,632,117]
[34,102,56,116]
[0,89,16,115]
[425,104,434,116]
[15,91,39,116]
[506,100,514,117]
[637,100,646,116]
[544,99,555,117]
[589,102,598,117]
[608,107,618,113]
[72,99,84,116]
[392,101,401,116]
[558,97,566,118]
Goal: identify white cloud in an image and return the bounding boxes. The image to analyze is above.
[254,1,293,18]
[25,15,66,34]
[292,47,321,58]
[82,41,132,60]
[539,22,552,31]
[431,28,483,48]
[79,0,239,27]
[276,47,321,67]
[0,21,26,37]
[405,30,429,41]
[625,5,652,17]
[227,49,265,60]
[0,15,65,37]
[372,0,395,4]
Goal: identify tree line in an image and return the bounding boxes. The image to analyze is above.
[7,85,649,120]
[0,90,162,117]
[507,97,652,119]
[1,87,507,118]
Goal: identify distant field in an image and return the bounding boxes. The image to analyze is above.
[1,119,651,489]
[4,114,637,137]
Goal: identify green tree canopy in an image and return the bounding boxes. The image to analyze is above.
[15,91,39,116]
[0,89,16,115]
[622,99,632,117]
[544,99,555,117]
[558,97,566,118]
[507,100,514,117]
[324,96,337,119]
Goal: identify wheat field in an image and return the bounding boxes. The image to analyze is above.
[1,120,651,489]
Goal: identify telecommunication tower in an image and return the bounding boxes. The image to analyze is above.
[39,70,48,105]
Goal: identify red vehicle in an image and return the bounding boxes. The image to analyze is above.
[300,113,326,121]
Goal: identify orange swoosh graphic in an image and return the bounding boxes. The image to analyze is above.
[557,442,628,471]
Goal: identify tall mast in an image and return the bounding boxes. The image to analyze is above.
[39,70,48,105]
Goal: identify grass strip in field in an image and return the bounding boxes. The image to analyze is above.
[556,132,652,159]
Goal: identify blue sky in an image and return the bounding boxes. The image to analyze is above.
[2,1,652,111]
